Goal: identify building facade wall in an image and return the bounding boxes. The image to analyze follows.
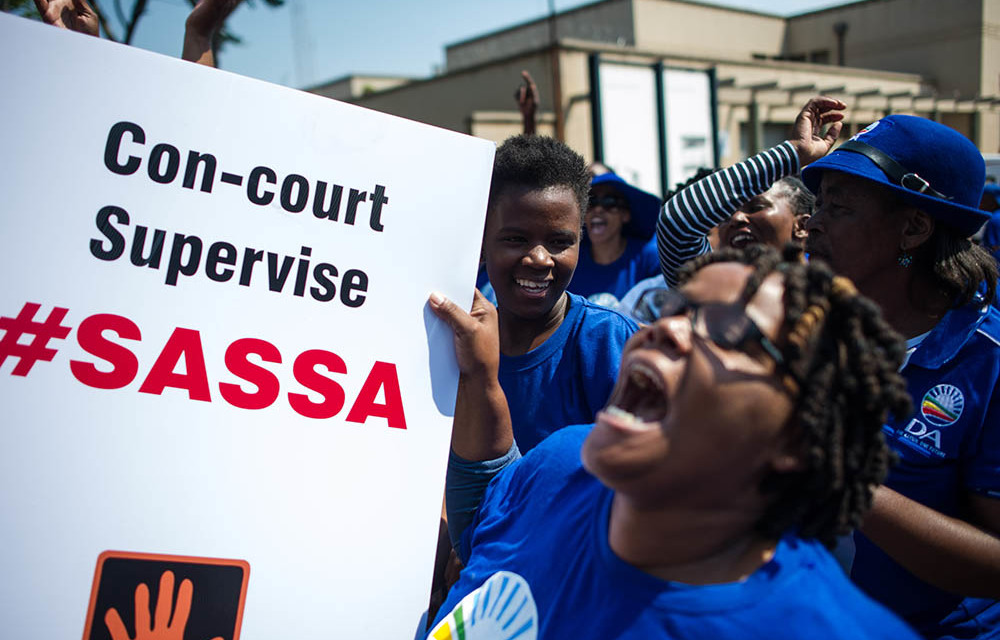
[786,0,986,97]
[981,0,1000,152]
[354,51,554,137]
[341,0,1000,164]
[633,0,786,61]
[309,76,412,102]
[444,0,635,72]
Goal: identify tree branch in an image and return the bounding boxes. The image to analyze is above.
[122,0,146,44]
[90,0,120,41]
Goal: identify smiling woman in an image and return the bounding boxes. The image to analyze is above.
[477,135,640,454]
[657,153,820,290]
[428,243,918,638]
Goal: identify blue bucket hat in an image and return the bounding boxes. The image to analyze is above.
[590,173,663,241]
[801,115,988,236]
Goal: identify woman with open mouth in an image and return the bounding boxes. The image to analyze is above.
[655,99,838,290]
[426,244,919,639]
[568,172,663,307]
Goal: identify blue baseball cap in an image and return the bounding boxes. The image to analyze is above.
[801,115,988,236]
[590,172,663,240]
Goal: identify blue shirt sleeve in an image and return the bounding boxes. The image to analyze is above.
[445,443,521,562]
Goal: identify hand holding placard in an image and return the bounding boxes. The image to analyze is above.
[428,289,513,462]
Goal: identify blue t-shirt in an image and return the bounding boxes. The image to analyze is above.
[499,293,637,452]
[851,297,1000,638]
[569,236,661,305]
[431,426,919,640]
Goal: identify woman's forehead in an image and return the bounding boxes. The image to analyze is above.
[682,262,754,302]
[490,185,581,225]
[685,263,786,334]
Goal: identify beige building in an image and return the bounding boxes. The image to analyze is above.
[309,0,1000,179]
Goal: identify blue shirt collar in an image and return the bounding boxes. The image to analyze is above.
[908,296,990,369]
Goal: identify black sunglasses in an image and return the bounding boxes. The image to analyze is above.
[587,195,629,210]
[634,288,785,365]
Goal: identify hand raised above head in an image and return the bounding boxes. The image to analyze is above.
[185,0,243,39]
[515,70,539,135]
[516,71,538,116]
[34,0,99,37]
[790,96,847,168]
[182,0,243,67]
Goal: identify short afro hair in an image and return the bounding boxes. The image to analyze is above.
[488,134,591,218]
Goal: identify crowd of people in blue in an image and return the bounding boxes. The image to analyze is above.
[29,0,1000,638]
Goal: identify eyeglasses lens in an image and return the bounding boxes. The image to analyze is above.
[636,289,781,364]
[588,195,628,210]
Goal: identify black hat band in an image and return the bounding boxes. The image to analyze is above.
[838,139,953,201]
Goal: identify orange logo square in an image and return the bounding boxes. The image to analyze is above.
[82,551,250,640]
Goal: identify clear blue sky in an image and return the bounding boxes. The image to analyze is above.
[126,0,846,89]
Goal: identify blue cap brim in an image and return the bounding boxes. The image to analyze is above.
[802,152,989,237]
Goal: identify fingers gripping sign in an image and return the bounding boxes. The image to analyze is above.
[428,289,512,461]
[104,570,222,640]
[428,289,499,381]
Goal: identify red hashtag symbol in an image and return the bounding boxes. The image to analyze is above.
[0,302,72,376]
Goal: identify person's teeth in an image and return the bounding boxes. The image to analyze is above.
[516,279,549,291]
[731,232,754,247]
[606,405,638,424]
[629,362,663,390]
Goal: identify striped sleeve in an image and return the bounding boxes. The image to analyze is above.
[656,141,799,287]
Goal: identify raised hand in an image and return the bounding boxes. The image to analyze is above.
[789,96,847,168]
[33,0,99,37]
[182,0,243,67]
[515,70,539,135]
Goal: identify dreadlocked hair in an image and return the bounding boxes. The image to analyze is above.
[676,243,913,548]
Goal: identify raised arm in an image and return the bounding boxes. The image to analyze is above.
[655,96,844,287]
[181,0,242,67]
[515,70,539,136]
[428,289,518,553]
[33,0,99,36]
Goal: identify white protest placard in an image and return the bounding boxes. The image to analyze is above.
[0,14,494,640]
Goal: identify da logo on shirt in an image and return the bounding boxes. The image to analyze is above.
[850,120,881,141]
[430,571,538,640]
[920,384,965,427]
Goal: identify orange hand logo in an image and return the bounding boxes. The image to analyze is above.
[104,570,223,640]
